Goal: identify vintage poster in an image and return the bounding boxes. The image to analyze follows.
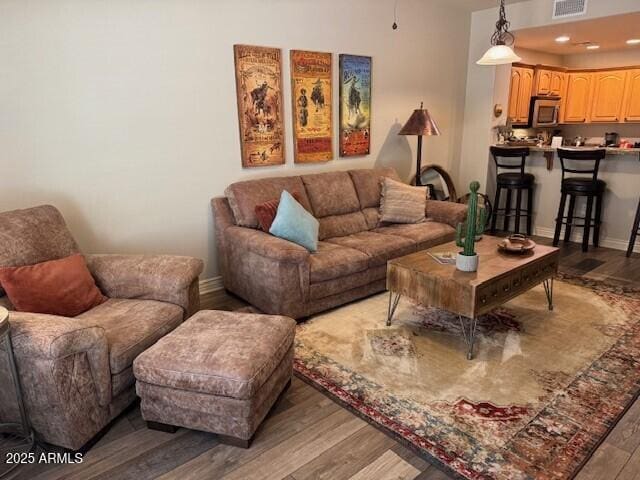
[290,50,333,163]
[233,45,285,167]
[339,54,371,157]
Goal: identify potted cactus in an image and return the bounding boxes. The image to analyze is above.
[455,181,487,272]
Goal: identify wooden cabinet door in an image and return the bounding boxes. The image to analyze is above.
[622,69,640,122]
[589,70,627,122]
[508,68,522,122]
[516,68,534,123]
[535,69,553,96]
[564,73,592,123]
[550,72,564,96]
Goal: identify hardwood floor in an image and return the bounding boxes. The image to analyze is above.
[4,239,640,480]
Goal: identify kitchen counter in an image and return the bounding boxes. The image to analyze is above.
[495,144,640,155]
[528,146,640,156]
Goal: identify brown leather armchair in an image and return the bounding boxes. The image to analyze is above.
[0,205,203,450]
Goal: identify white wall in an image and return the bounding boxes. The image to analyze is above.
[564,49,640,68]
[0,0,471,278]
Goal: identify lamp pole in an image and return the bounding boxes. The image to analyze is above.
[415,135,423,186]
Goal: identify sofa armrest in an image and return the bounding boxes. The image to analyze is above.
[426,200,468,228]
[225,226,310,264]
[85,254,203,313]
[8,311,111,406]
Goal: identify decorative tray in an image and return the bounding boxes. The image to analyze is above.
[498,234,536,254]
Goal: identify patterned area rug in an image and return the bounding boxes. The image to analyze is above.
[293,276,640,480]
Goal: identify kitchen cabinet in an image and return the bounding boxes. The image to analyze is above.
[508,66,534,124]
[622,69,640,122]
[534,68,564,96]
[589,70,628,122]
[563,73,592,123]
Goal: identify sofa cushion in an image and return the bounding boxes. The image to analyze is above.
[326,231,415,267]
[349,168,400,209]
[133,310,296,399]
[310,265,386,300]
[225,176,313,228]
[0,254,106,317]
[78,298,183,374]
[374,221,456,250]
[255,191,305,232]
[270,191,319,252]
[380,177,428,224]
[318,212,369,241]
[301,171,360,218]
[362,207,381,230]
[309,242,370,283]
[0,205,80,296]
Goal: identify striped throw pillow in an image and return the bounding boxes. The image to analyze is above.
[379,177,429,224]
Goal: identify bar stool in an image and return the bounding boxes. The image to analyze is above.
[553,148,606,253]
[489,146,535,235]
[627,198,640,257]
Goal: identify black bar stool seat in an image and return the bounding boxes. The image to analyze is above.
[553,148,607,253]
[562,178,606,194]
[490,146,535,236]
[497,172,535,187]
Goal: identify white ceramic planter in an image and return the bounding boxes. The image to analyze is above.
[456,253,479,272]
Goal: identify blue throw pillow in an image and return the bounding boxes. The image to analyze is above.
[269,191,319,252]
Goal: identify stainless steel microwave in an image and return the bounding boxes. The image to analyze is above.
[529,96,561,127]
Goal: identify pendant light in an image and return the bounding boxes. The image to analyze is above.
[477,0,521,66]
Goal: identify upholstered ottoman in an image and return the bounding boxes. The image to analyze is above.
[132,310,296,448]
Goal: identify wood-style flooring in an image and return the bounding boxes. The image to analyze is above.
[3,238,640,480]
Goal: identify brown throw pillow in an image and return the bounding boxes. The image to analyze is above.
[255,191,304,232]
[379,177,429,224]
[0,254,106,317]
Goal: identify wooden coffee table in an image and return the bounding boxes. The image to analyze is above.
[386,236,559,359]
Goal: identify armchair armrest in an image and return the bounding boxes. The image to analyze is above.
[426,200,468,228]
[8,311,111,406]
[85,254,204,313]
[225,226,310,264]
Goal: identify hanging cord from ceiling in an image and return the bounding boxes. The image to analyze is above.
[392,0,399,30]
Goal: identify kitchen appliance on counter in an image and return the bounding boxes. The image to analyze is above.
[605,132,619,147]
[529,96,561,128]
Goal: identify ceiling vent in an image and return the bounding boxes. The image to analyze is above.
[552,0,588,19]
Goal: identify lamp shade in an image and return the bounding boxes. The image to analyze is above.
[476,44,521,65]
[398,104,440,136]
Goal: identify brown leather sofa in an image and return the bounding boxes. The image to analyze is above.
[0,205,203,450]
[212,168,467,319]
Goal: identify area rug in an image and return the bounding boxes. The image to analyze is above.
[293,275,640,480]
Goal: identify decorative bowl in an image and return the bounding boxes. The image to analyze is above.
[498,234,536,254]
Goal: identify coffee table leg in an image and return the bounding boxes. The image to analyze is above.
[386,292,401,326]
[458,315,478,360]
[543,277,554,311]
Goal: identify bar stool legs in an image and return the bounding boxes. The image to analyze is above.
[628,199,640,257]
[554,192,604,252]
[553,193,567,246]
[491,185,534,236]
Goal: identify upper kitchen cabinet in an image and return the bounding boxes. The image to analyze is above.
[589,70,628,123]
[622,69,640,122]
[509,66,534,125]
[534,68,565,96]
[563,72,592,123]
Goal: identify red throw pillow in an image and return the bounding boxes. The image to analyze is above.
[0,254,107,317]
[255,191,305,232]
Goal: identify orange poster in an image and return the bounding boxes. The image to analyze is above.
[233,45,285,167]
[290,50,333,163]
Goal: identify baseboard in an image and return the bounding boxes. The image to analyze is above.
[534,226,639,254]
[199,276,224,295]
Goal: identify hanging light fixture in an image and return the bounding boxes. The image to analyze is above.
[477,0,521,66]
